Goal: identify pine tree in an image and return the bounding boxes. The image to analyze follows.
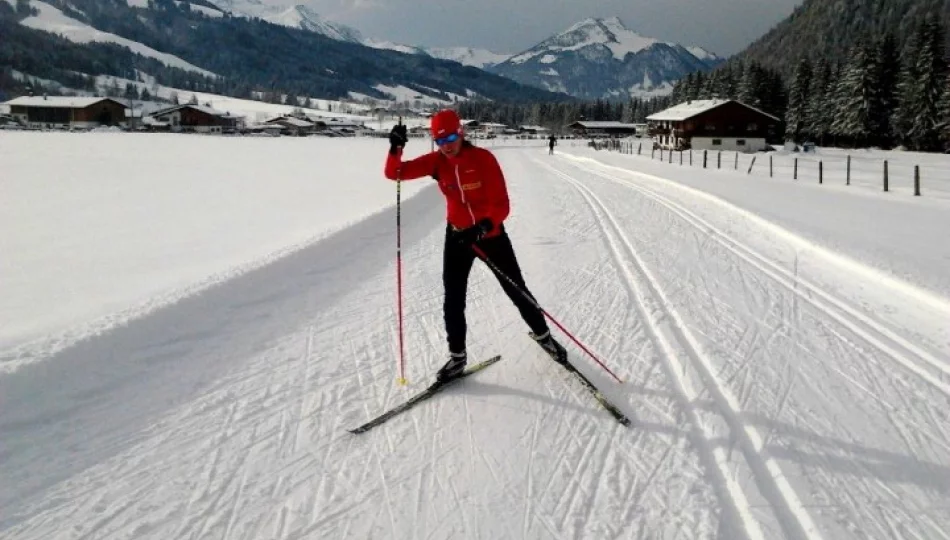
[785,58,812,142]
[805,60,834,145]
[938,71,950,151]
[737,62,762,107]
[831,42,877,146]
[912,15,947,151]
[893,28,921,148]
[871,33,900,147]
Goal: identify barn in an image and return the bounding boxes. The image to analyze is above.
[5,96,128,129]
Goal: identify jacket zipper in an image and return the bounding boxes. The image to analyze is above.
[454,162,477,226]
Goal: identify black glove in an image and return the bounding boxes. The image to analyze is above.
[454,219,493,246]
[389,124,408,155]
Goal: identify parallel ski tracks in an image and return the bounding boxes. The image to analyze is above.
[536,157,822,540]
[564,159,950,399]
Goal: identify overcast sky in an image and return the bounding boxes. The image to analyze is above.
[301,0,804,57]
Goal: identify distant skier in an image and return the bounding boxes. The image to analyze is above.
[548,134,557,155]
[384,109,567,381]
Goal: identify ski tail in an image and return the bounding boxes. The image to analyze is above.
[534,340,631,426]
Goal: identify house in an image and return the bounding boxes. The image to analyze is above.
[519,125,551,136]
[265,115,315,136]
[568,121,640,138]
[4,96,128,129]
[646,99,780,152]
[148,104,243,133]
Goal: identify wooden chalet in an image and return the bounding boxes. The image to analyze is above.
[646,99,781,152]
[149,104,243,133]
[5,96,128,129]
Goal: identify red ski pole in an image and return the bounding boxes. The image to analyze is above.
[470,245,623,384]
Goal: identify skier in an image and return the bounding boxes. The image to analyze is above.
[548,134,557,155]
[384,109,567,381]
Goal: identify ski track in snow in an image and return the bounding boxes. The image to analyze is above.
[2,146,949,539]
[535,154,950,539]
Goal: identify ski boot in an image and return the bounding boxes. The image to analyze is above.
[531,331,567,365]
[436,351,467,382]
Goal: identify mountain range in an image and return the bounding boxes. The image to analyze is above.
[197,1,722,98]
[1,0,722,102]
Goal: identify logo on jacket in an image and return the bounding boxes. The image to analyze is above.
[461,182,482,191]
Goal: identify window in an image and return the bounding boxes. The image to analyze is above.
[712,139,722,146]
[737,139,746,146]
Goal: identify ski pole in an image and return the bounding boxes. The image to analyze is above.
[395,118,407,385]
[470,244,624,384]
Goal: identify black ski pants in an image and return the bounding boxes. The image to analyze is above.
[443,224,548,354]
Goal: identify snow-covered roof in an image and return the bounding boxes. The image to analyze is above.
[646,99,727,121]
[646,99,780,122]
[267,116,313,127]
[571,121,639,129]
[151,104,228,117]
[4,96,125,109]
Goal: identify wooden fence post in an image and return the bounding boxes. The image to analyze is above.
[747,156,757,174]
[819,161,823,184]
[638,142,642,155]
[703,150,708,168]
[769,155,773,177]
[846,155,851,185]
[718,151,722,169]
[652,146,655,159]
[669,149,672,163]
[734,152,739,170]
[915,165,921,196]
[884,160,889,192]
[794,158,798,180]
[680,151,683,165]
[690,150,693,166]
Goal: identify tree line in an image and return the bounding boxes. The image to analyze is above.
[472,14,949,152]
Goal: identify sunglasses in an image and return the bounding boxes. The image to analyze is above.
[435,132,460,146]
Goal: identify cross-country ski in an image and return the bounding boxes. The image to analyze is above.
[349,355,502,434]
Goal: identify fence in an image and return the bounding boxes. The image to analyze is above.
[587,139,949,199]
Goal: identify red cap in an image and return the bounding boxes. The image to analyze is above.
[430,109,461,138]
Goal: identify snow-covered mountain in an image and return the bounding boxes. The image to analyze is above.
[204,1,510,69]
[423,46,511,69]
[489,17,722,99]
[361,42,509,70]
[204,0,364,42]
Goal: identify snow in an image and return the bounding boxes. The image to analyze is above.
[510,16,664,64]
[77,72,375,125]
[370,83,466,106]
[424,46,511,69]
[687,45,719,61]
[2,132,950,539]
[5,0,216,77]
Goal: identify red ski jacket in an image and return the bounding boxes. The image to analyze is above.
[384,143,510,238]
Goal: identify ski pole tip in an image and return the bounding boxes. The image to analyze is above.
[397,377,408,386]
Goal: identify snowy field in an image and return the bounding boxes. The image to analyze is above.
[1,131,949,539]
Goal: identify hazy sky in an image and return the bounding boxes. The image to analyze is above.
[302,0,804,57]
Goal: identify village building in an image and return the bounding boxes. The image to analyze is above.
[518,125,551,136]
[568,121,641,138]
[646,99,780,152]
[148,104,243,133]
[264,116,315,136]
[4,96,128,129]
